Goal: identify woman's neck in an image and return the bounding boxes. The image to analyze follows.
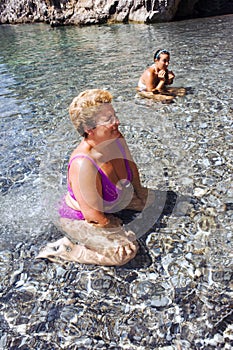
[84,137,96,149]
[85,136,118,155]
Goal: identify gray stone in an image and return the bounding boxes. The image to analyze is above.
[0,0,233,26]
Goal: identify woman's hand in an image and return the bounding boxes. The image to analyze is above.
[86,214,122,228]
[126,187,155,211]
[125,190,147,211]
[136,186,148,200]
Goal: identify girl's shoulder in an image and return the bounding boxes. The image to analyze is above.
[148,64,155,72]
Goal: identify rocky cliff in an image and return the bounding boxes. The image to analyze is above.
[0,0,232,26]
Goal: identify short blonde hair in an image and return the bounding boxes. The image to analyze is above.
[69,89,113,136]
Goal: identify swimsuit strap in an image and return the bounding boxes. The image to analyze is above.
[68,140,132,181]
[68,154,104,174]
[116,139,132,182]
[67,153,120,203]
[67,154,108,201]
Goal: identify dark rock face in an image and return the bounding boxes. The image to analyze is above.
[175,0,233,20]
[0,0,232,26]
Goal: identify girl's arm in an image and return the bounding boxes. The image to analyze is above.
[144,67,157,92]
[167,70,175,85]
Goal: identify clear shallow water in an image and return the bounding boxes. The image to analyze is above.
[0,15,233,349]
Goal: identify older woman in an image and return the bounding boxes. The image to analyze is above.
[138,49,175,93]
[37,89,149,266]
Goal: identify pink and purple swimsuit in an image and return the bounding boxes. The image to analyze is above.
[59,139,132,220]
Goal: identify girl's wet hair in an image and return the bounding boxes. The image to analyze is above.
[154,49,170,60]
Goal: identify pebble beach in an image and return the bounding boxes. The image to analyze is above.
[0,16,233,349]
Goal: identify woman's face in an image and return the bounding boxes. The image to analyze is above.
[156,53,170,71]
[93,103,121,141]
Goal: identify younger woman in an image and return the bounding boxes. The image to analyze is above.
[138,49,175,93]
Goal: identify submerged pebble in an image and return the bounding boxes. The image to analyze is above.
[1,17,233,349]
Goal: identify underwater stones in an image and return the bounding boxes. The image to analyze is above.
[193,187,209,198]
[206,150,225,167]
[146,234,162,259]
[223,324,233,343]
[73,269,116,295]
[0,177,13,194]
[130,280,155,301]
[196,214,216,233]
[0,17,232,350]
[173,198,192,217]
[167,261,195,289]
[1,229,232,349]
[0,250,13,277]
[59,305,80,324]
[91,273,114,293]
[150,287,172,308]
[129,277,173,309]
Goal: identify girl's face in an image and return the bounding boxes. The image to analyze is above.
[156,53,170,70]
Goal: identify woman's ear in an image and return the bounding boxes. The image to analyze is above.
[85,128,95,136]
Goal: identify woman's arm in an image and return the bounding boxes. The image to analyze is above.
[69,157,121,227]
[119,138,148,201]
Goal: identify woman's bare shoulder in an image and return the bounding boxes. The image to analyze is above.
[69,140,91,159]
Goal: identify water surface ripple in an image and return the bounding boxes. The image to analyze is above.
[0,15,232,349]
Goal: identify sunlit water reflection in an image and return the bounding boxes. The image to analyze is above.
[0,15,232,349]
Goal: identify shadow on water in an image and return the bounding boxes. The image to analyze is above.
[116,190,179,269]
[185,86,195,94]
[36,189,181,270]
